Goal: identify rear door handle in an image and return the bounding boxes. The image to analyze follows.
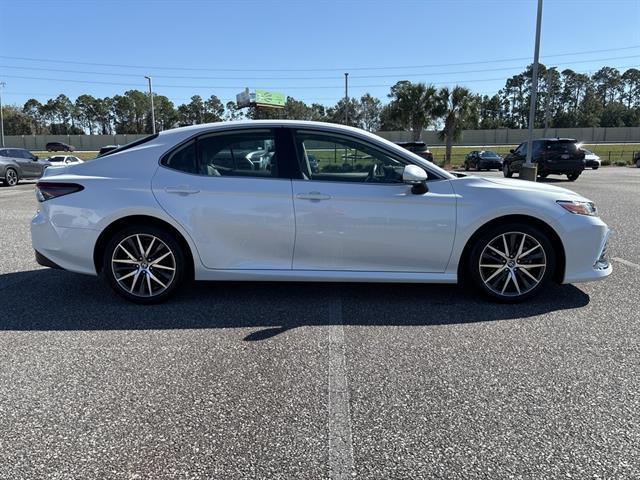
[165,186,200,195]
[296,191,332,201]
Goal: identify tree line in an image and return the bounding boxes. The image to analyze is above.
[2,64,639,160]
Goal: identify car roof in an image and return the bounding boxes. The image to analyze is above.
[538,138,577,142]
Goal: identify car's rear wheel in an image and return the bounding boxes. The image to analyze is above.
[468,224,555,302]
[3,168,18,186]
[503,163,513,178]
[567,172,580,181]
[103,226,185,304]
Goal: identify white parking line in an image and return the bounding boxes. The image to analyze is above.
[612,257,640,269]
[328,297,355,480]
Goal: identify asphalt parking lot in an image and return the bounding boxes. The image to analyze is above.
[0,167,638,479]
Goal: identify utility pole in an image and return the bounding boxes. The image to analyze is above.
[144,76,156,134]
[0,82,5,147]
[543,69,552,138]
[521,0,543,182]
[344,73,349,125]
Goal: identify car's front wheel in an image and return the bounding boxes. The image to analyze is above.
[103,225,185,304]
[468,224,555,302]
[567,172,581,181]
[3,168,19,186]
[503,163,513,178]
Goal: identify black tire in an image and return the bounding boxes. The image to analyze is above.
[503,163,513,178]
[464,162,469,171]
[467,223,556,303]
[102,225,185,304]
[592,167,598,170]
[539,172,549,179]
[566,172,580,181]
[475,162,481,171]
[3,167,19,187]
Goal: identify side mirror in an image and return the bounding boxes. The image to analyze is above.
[403,165,428,194]
[509,149,515,154]
[33,156,39,161]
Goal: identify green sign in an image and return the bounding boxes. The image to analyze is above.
[255,90,286,107]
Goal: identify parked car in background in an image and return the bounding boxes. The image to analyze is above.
[464,150,503,171]
[503,138,585,181]
[97,145,119,157]
[581,148,601,169]
[46,141,76,152]
[0,148,49,186]
[47,155,84,166]
[31,121,611,305]
[395,141,434,162]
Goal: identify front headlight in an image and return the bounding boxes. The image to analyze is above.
[557,200,597,216]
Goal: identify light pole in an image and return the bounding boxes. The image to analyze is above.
[521,0,543,182]
[144,76,156,134]
[0,81,5,147]
[344,73,349,125]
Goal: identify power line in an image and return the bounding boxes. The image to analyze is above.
[0,45,638,72]
[3,62,638,91]
[1,55,639,81]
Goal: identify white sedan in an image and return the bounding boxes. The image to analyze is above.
[46,155,84,166]
[31,121,611,304]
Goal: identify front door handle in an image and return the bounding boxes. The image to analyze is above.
[296,191,332,201]
[165,185,200,195]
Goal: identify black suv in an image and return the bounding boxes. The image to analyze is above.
[46,141,75,152]
[503,138,585,181]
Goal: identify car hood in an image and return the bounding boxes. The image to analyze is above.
[455,176,588,200]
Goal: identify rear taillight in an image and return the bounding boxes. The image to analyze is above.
[35,182,84,202]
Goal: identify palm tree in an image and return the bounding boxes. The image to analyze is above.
[386,81,439,141]
[437,86,475,166]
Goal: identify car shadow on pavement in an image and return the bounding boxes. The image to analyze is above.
[0,269,590,338]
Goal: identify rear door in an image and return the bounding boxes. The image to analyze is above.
[151,128,296,270]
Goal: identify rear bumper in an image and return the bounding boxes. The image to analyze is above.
[35,250,63,269]
[538,162,585,174]
[31,210,99,276]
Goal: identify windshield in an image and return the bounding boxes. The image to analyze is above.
[480,151,500,158]
[49,156,65,162]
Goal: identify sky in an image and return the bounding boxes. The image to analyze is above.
[0,0,639,109]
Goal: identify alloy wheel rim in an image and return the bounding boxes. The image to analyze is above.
[479,232,546,297]
[6,170,17,185]
[111,234,176,297]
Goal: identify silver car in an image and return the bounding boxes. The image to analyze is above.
[0,148,49,186]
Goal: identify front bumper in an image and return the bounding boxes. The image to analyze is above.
[559,214,612,284]
[479,160,502,169]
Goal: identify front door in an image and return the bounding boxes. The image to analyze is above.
[151,128,295,270]
[290,129,457,273]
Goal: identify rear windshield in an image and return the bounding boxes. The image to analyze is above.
[480,151,499,158]
[98,134,159,157]
[49,156,65,162]
[546,141,578,153]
